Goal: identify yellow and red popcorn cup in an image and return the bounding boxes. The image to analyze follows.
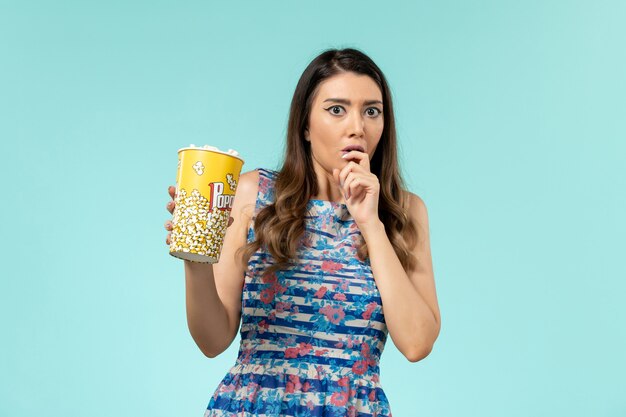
[169,144,244,263]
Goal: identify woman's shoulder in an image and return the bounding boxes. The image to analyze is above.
[238,167,278,208]
[401,189,429,232]
[240,167,278,184]
[404,190,424,207]
[238,167,277,183]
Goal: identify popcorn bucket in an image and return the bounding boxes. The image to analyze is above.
[169,144,244,263]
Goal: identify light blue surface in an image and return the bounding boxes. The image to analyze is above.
[1,1,624,416]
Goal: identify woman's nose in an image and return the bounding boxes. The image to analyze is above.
[348,112,365,136]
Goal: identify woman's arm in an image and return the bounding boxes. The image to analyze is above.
[360,192,441,362]
[167,169,259,358]
[184,262,234,357]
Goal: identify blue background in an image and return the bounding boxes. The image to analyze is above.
[1,1,625,416]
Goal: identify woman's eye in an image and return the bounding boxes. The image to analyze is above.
[367,107,382,117]
[329,106,344,115]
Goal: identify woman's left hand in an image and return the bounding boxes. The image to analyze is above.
[332,150,381,230]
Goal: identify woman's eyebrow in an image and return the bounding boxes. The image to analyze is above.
[323,98,383,106]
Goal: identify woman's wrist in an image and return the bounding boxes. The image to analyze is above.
[359,219,385,242]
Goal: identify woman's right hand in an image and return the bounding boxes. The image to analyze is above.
[164,185,176,245]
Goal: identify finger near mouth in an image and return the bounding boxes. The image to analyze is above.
[341,151,361,161]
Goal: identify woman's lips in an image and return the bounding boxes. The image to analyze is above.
[341,146,365,152]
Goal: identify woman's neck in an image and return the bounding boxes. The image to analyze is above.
[310,157,346,204]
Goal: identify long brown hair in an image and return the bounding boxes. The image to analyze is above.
[237,48,418,276]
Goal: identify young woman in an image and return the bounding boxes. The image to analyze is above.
[164,47,441,417]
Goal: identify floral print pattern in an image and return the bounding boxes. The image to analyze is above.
[204,168,392,417]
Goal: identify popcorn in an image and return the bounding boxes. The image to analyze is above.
[170,188,231,260]
[192,161,205,175]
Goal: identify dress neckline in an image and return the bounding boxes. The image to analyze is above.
[307,199,351,221]
[308,199,348,208]
[259,168,348,208]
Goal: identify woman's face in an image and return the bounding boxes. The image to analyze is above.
[305,71,384,172]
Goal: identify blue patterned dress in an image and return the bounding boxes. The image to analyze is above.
[204,168,392,417]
